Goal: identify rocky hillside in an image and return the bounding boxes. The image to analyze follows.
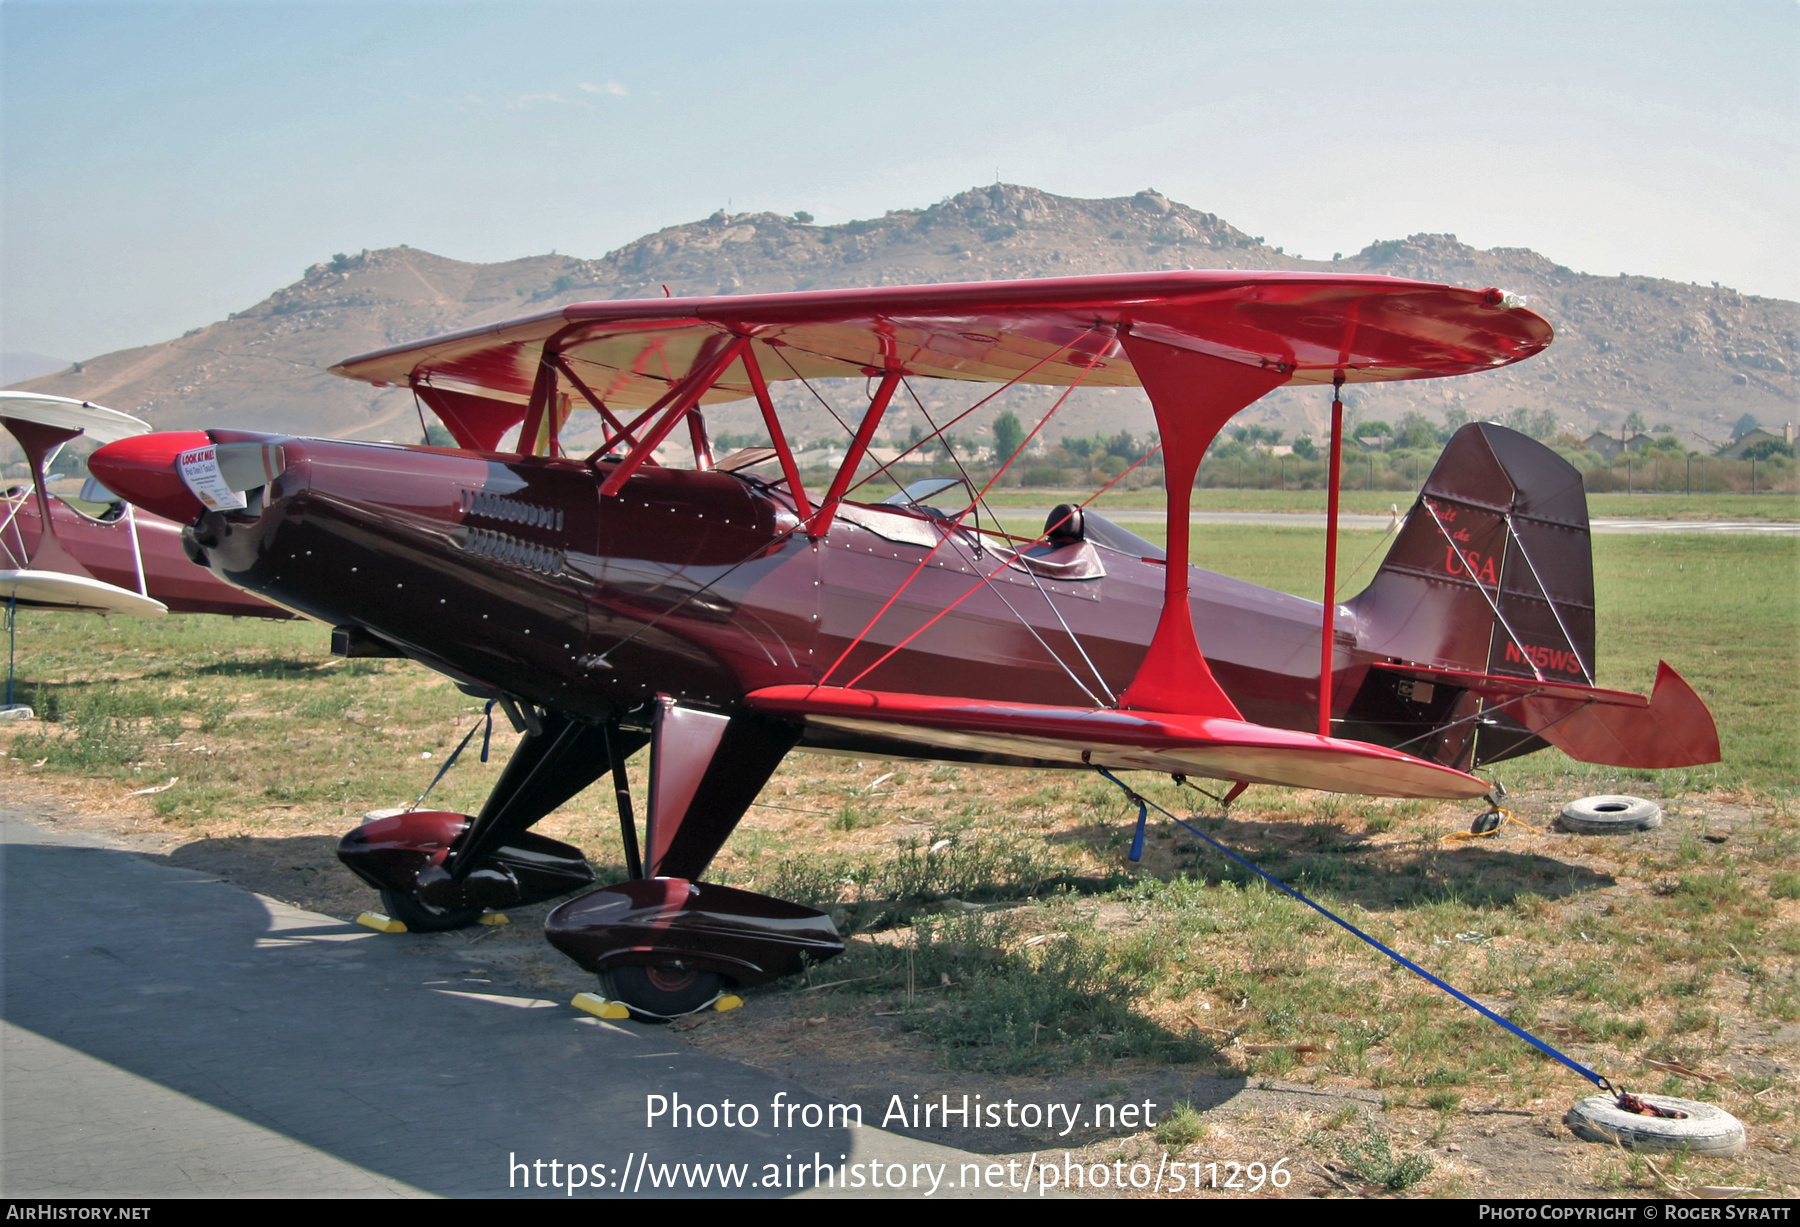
[11,185,1797,453]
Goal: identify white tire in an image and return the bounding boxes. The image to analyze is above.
[1560,795,1661,834]
[1565,1094,1745,1155]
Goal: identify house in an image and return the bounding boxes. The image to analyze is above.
[1718,424,1795,459]
[1583,431,1621,459]
[1585,431,1659,459]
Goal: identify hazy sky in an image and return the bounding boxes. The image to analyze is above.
[3,1,1795,361]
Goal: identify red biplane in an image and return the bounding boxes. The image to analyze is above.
[90,271,1719,1019]
[2,393,288,716]
[2,392,287,619]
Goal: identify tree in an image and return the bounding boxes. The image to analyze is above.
[1392,412,1440,450]
[1060,435,1095,461]
[1622,410,1647,435]
[1291,435,1319,460]
[1443,407,1469,433]
[1741,439,1795,461]
[1105,430,1138,461]
[791,211,814,224]
[1732,413,1761,441]
[991,411,1025,462]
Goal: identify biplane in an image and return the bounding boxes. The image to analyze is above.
[1,392,286,619]
[1,393,288,716]
[89,271,1719,1019]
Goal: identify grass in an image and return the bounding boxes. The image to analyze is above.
[3,502,1796,1137]
[976,486,1799,521]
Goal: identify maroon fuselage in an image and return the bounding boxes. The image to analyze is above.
[173,431,1363,754]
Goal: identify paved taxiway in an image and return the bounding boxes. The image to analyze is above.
[1,810,993,1198]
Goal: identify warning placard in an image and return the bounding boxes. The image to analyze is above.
[176,444,248,512]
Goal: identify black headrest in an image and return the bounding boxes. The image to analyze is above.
[1044,503,1085,546]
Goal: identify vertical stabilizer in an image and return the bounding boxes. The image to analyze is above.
[1349,423,1596,686]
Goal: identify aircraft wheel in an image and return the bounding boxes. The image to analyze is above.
[377,888,483,932]
[1559,795,1662,835]
[601,965,729,1021]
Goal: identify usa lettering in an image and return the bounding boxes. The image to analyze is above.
[1444,545,1499,586]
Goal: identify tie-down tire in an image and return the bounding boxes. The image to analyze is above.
[1565,1093,1744,1155]
[1559,795,1662,834]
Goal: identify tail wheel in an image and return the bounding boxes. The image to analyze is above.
[601,964,728,1021]
[378,887,483,933]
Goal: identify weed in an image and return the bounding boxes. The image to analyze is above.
[1154,1101,1207,1149]
[832,802,876,832]
[1771,872,1800,900]
[1334,1129,1434,1191]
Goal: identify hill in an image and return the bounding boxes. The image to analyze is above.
[11,185,1796,453]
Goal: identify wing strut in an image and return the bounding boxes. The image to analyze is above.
[598,334,749,497]
[1114,335,1287,716]
[809,368,901,539]
[1318,373,1346,735]
[550,352,643,453]
[738,344,813,519]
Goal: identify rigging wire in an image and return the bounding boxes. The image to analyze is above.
[840,441,1164,691]
[908,384,1114,704]
[818,342,1105,689]
[769,346,856,440]
[840,333,1102,500]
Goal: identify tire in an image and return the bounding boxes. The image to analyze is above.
[378,887,483,933]
[601,964,728,1021]
[1565,1093,1745,1156]
[1470,809,1504,835]
[1560,795,1662,835]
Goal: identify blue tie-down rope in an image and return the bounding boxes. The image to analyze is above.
[1094,768,1614,1095]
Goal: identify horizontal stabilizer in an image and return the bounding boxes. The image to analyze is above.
[1370,662,1649,710]
[746,685,1492,800]
[1513,661,1721,769]
[1369,660,1719,769]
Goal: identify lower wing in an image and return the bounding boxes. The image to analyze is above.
[744,686,1493,800]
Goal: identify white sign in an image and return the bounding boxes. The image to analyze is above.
[176,444,247,512]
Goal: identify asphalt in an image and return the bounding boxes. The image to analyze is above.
[994,508,1800,535]
[0,810,997,1199]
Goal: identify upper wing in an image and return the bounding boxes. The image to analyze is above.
[744,684,1493,800]
[329,271,1550,444]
